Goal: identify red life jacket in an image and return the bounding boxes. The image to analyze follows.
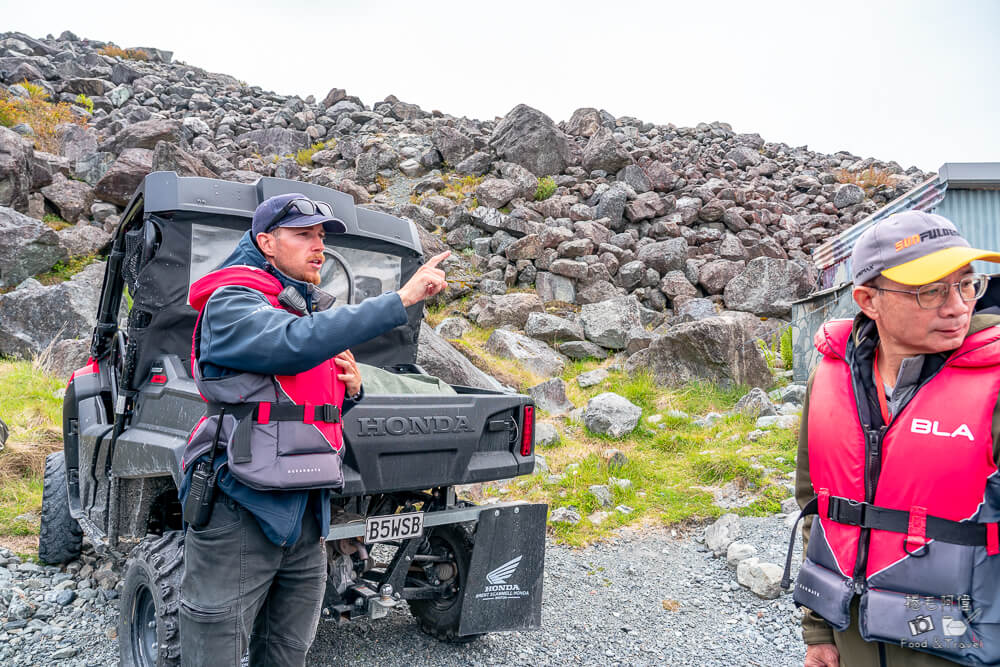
[184,265,346,491]
[788,318,1000,664]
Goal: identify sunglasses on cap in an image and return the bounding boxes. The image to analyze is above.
[265,197,335,232]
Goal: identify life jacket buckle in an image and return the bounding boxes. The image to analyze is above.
[319,404,341,424]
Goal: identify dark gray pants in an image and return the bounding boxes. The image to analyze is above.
[179,493,327,666]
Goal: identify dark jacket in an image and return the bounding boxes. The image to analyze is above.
[796,312,1000,665]
[179,230,409,546]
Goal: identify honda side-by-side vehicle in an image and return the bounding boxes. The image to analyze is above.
[40,172,546,666]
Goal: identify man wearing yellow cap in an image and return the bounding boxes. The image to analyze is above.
[788,210,1000,666]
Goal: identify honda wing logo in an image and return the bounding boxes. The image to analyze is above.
[476,554,530,601]
[486,556,522,585]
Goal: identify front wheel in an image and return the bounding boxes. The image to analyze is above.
[407,523,483,643]
[119,531,184,667]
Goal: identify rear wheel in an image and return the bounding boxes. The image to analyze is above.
[119,530,184,667]
[408,523,483,643]
[38,452,83,564]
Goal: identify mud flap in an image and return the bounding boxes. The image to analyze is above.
[458,503,546,636]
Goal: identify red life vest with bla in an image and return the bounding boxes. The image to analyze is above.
[793,318,1000,665]
[183,265,346,491]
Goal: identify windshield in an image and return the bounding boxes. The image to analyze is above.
[189,224,402,305]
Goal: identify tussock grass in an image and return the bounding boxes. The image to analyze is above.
[0,361,65,544]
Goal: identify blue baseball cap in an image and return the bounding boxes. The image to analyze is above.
[251,193,347,238]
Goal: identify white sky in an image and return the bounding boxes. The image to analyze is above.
[5,0,999,171]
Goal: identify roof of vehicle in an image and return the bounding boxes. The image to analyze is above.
[126,171,422,255]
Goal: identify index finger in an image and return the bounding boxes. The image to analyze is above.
[423,250,451,269]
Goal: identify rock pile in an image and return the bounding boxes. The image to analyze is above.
[0,30,932,384]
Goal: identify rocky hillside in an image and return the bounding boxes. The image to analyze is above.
[0,29,933,380]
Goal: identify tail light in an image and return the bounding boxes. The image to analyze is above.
[520,405,534,456]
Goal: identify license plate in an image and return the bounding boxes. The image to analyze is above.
[364,512,424,544]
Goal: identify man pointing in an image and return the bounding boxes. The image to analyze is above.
[178,193,449,666]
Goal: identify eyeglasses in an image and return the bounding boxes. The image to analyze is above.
[874,273,989,309]
[266,198,334,232]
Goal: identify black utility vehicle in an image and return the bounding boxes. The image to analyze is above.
[41,172,546,666]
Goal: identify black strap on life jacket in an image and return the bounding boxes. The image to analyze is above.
[780,495,999,591]
[205,402,342,465]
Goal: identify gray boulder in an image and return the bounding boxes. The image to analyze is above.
[524,312,584,344]
[584,392,641,438]
[475,178,518,209]
[31,151,71,190]
[834,183,865,209]
[234,127,309,156]
[726,146,761,168]
[733,387,777,418]
[152,141,216,178]
[558,340,608,360]
[564,108,603,137]
[486,329,567,378]
[55,124,98,161]
[498,162,539,201]
[0,206,67,288]
[103,119,183,152]
[490,104,574,177]
[676,298,718,321]
[580,296,643,350]
[723,257,814,317]
[415,322,506,392]
[0,261,105,358]
[0,415,6,447]
[705,513,741,556]
[528,378,574,414]
[550,507,581,525]
[73,152,115,186]
[698,259,744,295]
[430,126,475,165]
[434,316,471,339]
[535,422,561,447]
[636,237,689,275]
[581,127,632,174]
[535,272,576,303]
[468,293,543,328]
[40,173,93,223]
[577,368,609,388]
[57,224,111,257]
[625,313,772,389]
[0,127,31,212]
[93,148,153,207]
[736,558,784,599]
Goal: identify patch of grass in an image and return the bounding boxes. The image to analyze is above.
[0,361,63,543]
[74,93,94,114]
[375,173,391,192]
[781,326,793,371]
[41,213,71,231]
[0,82,87,153]
[292,140,329,167]
[0,476,44,536]
[36,253,99,285]
[413,174,484,206]
[480,352,796,545]
[534,176,557,201]
[96,44,148,60]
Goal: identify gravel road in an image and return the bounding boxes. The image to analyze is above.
[0,512,806,666]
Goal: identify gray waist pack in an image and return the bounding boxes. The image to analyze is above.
[205,401,346,491]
